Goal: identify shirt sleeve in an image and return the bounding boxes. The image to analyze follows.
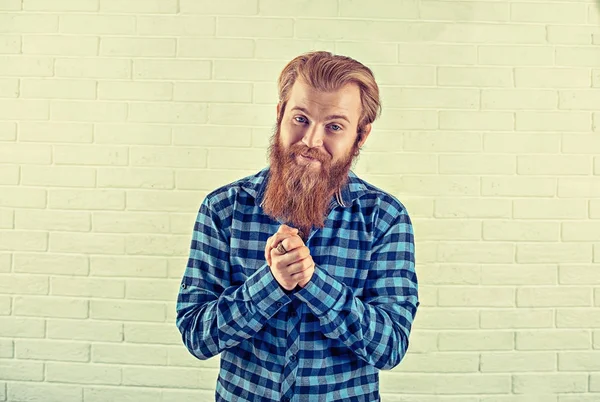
[176,197,292,360]
[294,207,419,370]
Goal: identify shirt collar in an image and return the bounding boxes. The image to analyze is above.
[241,167,369,209]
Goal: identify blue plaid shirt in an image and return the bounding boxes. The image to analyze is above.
[176,168,419,402]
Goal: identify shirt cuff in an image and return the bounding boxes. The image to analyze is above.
[294,265,345,317]
[244,263,291,318]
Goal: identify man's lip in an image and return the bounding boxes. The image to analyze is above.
[297,154,321,164]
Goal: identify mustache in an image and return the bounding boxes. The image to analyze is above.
[289,144,330,164]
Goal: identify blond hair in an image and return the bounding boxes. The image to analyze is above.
[276,51,382,140]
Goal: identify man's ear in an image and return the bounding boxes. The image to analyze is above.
[358,123,372,148]
[276,102,281,118]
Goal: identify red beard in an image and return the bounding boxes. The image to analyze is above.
[262,129,358,236]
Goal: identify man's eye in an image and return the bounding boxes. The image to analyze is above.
[294,116,307,123]
[330,124,342,132]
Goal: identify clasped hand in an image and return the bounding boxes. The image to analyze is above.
[264,225,314,291]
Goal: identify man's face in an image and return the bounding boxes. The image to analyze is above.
[276,78,369,170]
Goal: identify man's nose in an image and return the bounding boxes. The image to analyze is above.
[301,124,324,148]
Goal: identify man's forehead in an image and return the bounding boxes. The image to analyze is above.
[287,81,361,119]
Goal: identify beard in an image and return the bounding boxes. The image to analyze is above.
[261,127,359,236]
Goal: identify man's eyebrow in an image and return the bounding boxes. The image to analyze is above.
[290,106,351,124]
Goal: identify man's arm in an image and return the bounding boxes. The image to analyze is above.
[176,198,292,360]
[294,208,419,370]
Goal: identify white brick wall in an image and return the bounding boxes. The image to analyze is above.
[1,0,600,401]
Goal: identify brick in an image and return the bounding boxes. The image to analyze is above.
[95,124,171,146]
[260,0,336,16]
[23,0,97,11]
[563,134,600,154]
[54,145,128,166]
[90,256,167,278]
[8,383,82,402]
[560,351,600,371]
[0,317,44,338]
[436,23,547,43]
[560,90,600,111]
[14,296,88,318]
[0,56,52,77]
[0,78,18,97]
[15,253,88,276]
[514,199,586,220]
[206,149,265,171]
[19,122,93,143]
[592,200,600,218]
[48,319,122,342]
[133,60,210,80]
[129,102,207,124]
[0,361,43,381]
[50,233,125,255]
[176,169,253,191]
[439,155,515,174]
[21,166,95,188]
[255,39,336,61]
[518,244,591,263]
[384,88,478,109]
[375,110,438,130]
[0,166,18,185]
[23,34,97,56]
[397,43,476,65]
[558,178,600,197]
[51,277,125,299]
[98,168,173,190]
[479,45,554,66]
[427,0,510,20]
[0,99,48,120]
[100,37,175,57]
[124,322,180,344]
[413,219,480,240]
[517,330,590,350]
[563,222,600,241]
[0,339,12,358]
[180,0,257,15]
[0,296,9,315]
[417,264,480,285]
[514,2,587,22]
[177,83,252,104]
[52,100,127,122]
[364,154,437,175]
[395,175,479,196]
[560,396,600,402]
[438,67,512,87]
[126,234,189,256]
[123,366,201,388]
[130,147,206,169]
[60,14,134,35]
[517,111,591,132]
[0,253,10,272]
[513,374,587,393]
[93,344,167,365]
[396,352,479,373]
[0,0,20,10]
[21,78,95,100]
[482,89,558,110]
[560,264,600,285]
[170,213,195,234]
[481,309,553,329]
[168,347,219,368]
[0,35,20,54]
[55,58,130,79]
[482,265,557,285]
[137,16,215,36]
[84,387,160,402]
[380,373,510,394]
[557,309,600,328]
[438,242,514,263]
[93,211,169,234]
[0,14,57,33]
[516,67,591,88]
[439,287,514,307]
[91,300,165,322]
[178,38,254,58]
[484,221,558,242]
[0,274,47,295]
[594,69,600,87]
[46,362,121,385]
[0,230,47,252]
[440,331,514,351]
[481,352,555,372]
[416,308,478,330]
[209,104,273,126]
[359,131,403,153]
[100,0,177,13]
[518,155,590,175]
[126,279,179,301]
[0,122,16,141]
[49,189,125,210]
[16,339,89,362]
[440,111,514,130]
[213,59,286,81]
[174,126,252,148]
[98,81,172,101]
[547,25,598,45]
[482,177,555,197]
[434,198,510,219]
[518,287,592,307]
[557,47,600,67]
[0,187,46,208]
[335,42,398,64]
[0,143,51,164]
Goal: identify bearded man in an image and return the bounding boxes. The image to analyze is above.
[176,51,420,402]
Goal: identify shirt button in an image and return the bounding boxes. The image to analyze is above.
[276,302,283,308]
[289,355,296,362]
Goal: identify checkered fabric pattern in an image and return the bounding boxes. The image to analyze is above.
[176,168,419,402]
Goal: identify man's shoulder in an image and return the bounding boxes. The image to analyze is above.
[349,173,408,217]
[204,168,268,207]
